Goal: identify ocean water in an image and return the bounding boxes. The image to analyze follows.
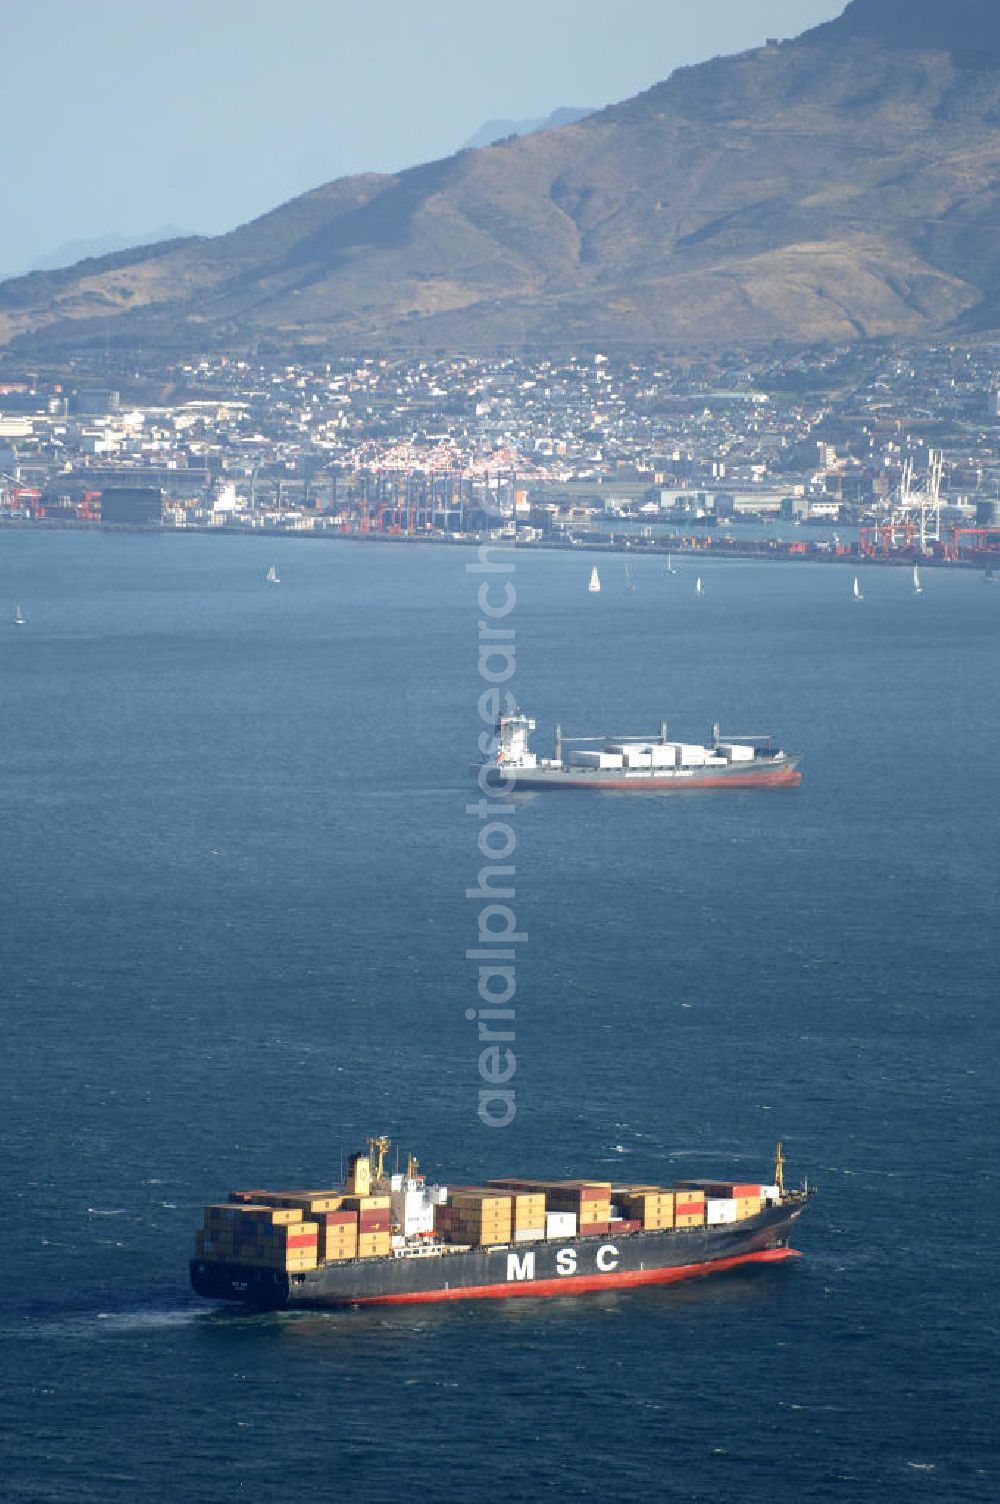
[0,532,996,1502]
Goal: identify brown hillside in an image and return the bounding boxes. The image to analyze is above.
[3,0,1000,355]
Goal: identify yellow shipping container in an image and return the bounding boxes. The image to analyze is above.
[513,1196,546,1225]
[675,1212,705,1228]
[734,1198,762,1220]
[622,1194,674,1222]
[628,1210,673,1223]
[273,1195,343,1215]
[238,1208,303,1228]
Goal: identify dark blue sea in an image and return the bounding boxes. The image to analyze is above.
[1,532,997,1502]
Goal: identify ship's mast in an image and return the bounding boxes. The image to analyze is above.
[774,1140,785,1197]
[368,1134,391,1187]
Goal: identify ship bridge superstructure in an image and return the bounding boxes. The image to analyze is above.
[493,709,538,770]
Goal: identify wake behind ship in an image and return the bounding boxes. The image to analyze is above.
[190,1138,813,1310]
[478,711,801,792]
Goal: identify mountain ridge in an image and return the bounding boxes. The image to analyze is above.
[4,0,1000,356]
[463,107,596,151]
[802,0,1000,54]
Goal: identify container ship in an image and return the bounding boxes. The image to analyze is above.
[478,711,801,792]
[190,1138,813,1310]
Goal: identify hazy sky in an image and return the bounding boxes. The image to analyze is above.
[4,0,844,273]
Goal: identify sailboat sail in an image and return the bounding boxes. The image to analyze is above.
[696,577,704,595]
[913,564,922,594]
[853,576,862,600]
[266,564,280,584]
[588,566,601,593]
[13,603,25,626]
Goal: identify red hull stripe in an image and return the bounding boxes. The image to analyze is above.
[518,771,802,792]
[343,1247,800,1306]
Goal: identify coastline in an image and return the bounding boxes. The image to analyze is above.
[0,516,990,570]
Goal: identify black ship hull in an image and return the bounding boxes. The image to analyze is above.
[190,1198,807,1311]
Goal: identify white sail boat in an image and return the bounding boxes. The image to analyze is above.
[624,564,637,593]
[853,575,863,601]
[913,564,923,595]
[664,554,677,575]
[588,565,601,594]
[13,603,24,626]
[265,564,280,585]
[695,576,704,596]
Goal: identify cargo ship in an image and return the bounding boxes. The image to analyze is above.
[190,1138,813,1310]
[478,710,801,792]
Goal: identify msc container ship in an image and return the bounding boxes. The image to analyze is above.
[477,711,801,792]
[190,1138,813,1310]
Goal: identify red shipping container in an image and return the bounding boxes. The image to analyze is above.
[681,1182,759,1199]
[578,1222,609,1236]
[675,1202,704,1216]
[612,1219,641,1233]
[322,1211,358,1227]
[359,1215,391,1232]
[286,1232,318,1249]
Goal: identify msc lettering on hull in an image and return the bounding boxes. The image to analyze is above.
[507,1251,535,1281]
[506,1245,620,1283]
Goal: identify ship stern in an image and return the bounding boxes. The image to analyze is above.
[190,1259,291,1309]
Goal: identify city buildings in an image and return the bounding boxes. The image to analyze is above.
[1,345,999,561]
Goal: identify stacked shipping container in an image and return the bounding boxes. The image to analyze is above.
[435,1189,513,1246]
[198,1204,319,1271]
[674,1188,707,1228]
[675,1180,772,1222]
[488,1179,613,1236]
[196,1165,777,1271]
[202,1187,393,1266]
[512,1190,546,1242]
[616,1187,676,1231]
